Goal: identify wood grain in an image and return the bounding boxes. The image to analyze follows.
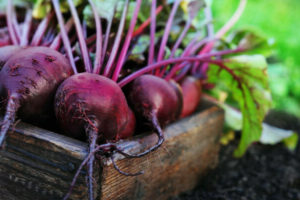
[100,105,223,200]
[0,99,223,200]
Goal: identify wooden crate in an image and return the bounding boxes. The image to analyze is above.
[0,99,224,200]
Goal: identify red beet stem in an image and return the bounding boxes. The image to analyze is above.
[103,0,129,77]
[20,9,32,46]
[62,141,143,200]
[12,7,21,43]
[52,0,78,74]
[63,152,94,200]
[155,0,181,75]
[194,1,247,74]
[6,0,19,45]
[148,0,157,65]
[111,154,144,176]
[67,0,92,73]
[82,20,87,39]
[192,6,214,71]
[204,6,214,39]
[197,0,247,56]
[101,9,115,67]
[112,0,142,81]
[87,127,97,200]
[168,37,211,78]
[170,21,192,59]
[50,18,73,50]
[173,63,191,81]
[62,141,112,200]
[133,4,163,38]
[159,19,194,77]
[119,48,245,87]
[0,95,20,148]
[88,0,103,74]
[31,12,54,46]
[109,111,164,158]
[131,112,164,157]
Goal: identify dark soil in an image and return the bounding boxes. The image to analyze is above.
[172,110,300,200]
[172,141,300,200]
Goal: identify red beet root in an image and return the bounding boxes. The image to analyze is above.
[0,45,21,68]
[116,108,136,140]
[55,72,130,141]
[126,75,182,157]
[169,79,183,119]
[55,72,137,200]
[0,46,73,147]
[180,76,202,118]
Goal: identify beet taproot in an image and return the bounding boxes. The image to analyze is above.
[55,72,130,141]
[126,74,183,156]
[0,46,73,147]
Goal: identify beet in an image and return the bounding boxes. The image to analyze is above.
[51,0,143,198]
[0,45,21,68]
[55,72,130,141]
[116,108,136,140]
[180,76,202,118]
[126,74,183,156]
[169,79,184,119]
[0,46,73,147]
[55,72,136,200]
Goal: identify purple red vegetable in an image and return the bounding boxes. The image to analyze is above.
[0,46,73,147]
[179,76,202,118]
[0,45,21,68]
[51,0,143,199]
[125,74,183,156]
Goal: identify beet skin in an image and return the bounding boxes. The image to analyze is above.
[0,46,73,147]
[125,74,183,156]
[55,72,130,141]
[180,76,202,118]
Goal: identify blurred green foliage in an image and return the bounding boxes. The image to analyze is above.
[212,0,300,116]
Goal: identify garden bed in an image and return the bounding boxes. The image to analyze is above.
[173,136,300,200]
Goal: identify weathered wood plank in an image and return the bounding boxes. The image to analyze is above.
[0,120,93,200]
[99,105,224,200]
[0,99,223,200]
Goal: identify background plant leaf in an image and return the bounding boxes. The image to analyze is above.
[207,55,272,156]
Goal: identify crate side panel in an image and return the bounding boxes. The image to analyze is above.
[100,106,224,200]
[0,125,102,200]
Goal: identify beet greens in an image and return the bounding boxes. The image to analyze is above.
[52,0,144,199]
[0,0,272,199]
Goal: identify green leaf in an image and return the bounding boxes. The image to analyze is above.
[0,0,34,13]
[128,35,150,63]
[207,54,272,157]
[32,0,84,19]
[226,28,275,57]
[283,133,299,151]
[83,0,119,27]
[32,0,51,19]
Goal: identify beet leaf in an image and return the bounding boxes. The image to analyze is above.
[207,54,271,156]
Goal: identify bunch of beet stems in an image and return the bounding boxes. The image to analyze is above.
[56,0,247,197]
[117,0,247,121]
[4,1,70,49]
[0,0,75,59]
[118,0,247,87]
[0,0,78,147]
[52,0,150,199]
